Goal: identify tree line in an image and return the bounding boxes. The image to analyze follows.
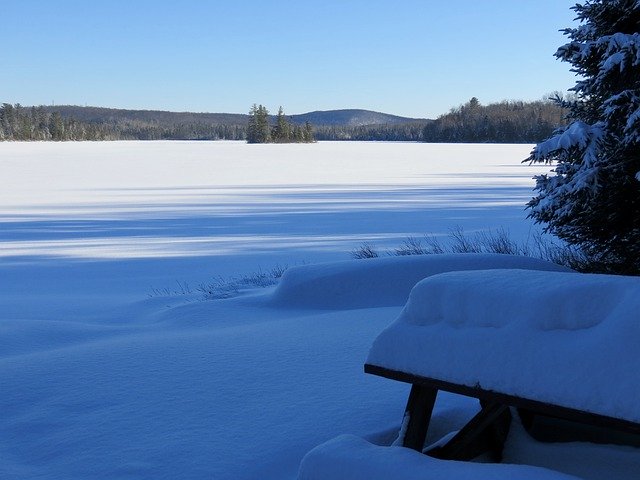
[0,103,114,141]
[247,105,314,143]
[422,96,567,143]
[310,98,566,143]
[313,122,426,141]
[2,99,566,143]
[0,103,246,141]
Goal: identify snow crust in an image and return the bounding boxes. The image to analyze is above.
[299,434,581,480]
[271,253,570,310]
[367,269,640,422]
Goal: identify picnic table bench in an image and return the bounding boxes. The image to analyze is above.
[364,268,640,461]
[364,364,640,461]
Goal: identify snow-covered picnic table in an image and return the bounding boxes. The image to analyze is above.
[300,260,640,479]
[367,269,640,424]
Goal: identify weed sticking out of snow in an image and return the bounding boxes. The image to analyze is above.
[148,280,195,297]
[149,265,290,300]
[353,226,591,272]
[350,242,380,259]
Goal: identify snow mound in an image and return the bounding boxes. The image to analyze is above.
[367,269,640,422]
[270,254,570,310]
[298,434,581,480]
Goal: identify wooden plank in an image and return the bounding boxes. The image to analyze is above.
[401,384,438,451]
[364,363,640,435]
[517,408,640,447]
[485,402,513,461]
[428,402,511,461]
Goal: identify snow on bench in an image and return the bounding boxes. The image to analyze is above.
[365,269,640,458]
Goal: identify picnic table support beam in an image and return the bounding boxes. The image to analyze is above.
[365,364,640,461]
[401,384,438,451]
[427,401,512,462]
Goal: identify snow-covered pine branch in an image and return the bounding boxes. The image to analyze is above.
[526,0,640,273]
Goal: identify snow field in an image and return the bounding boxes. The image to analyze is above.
[1,141,638,479]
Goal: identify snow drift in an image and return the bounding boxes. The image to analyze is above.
[270,254,571,310]
[298,434,581,480]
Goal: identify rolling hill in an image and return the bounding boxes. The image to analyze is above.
[289,109,428,126]
[40,105,428,127]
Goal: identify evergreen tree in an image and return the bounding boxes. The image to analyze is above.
[247,104,260,143]
[247,104,271,143]
[526,0,640,273]
[246,105,313,144]
[272,106,290,142]
[255,105,271,143]
[49,111,64,140]
[1,103,15,139]
[304,121,314,143]
[292,125,303,142]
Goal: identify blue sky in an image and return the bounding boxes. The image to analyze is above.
[3,0,578,118]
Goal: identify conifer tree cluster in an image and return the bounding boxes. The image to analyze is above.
[309,99,564,142]
[0,103,247,141]
[246,104,314,144]
[313,122,426,141]
[0,103,111,141]
[423,97,566,143]
[527,0,640,273]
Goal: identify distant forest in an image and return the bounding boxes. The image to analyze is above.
[0,98,566,143]
[422,97,566,143]
[0,103,245,141]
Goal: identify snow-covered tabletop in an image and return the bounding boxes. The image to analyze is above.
[367,269,640,423]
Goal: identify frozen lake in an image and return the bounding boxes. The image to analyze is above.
[0,140,545,316]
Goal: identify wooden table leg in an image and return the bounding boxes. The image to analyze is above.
[401,384,438,451]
